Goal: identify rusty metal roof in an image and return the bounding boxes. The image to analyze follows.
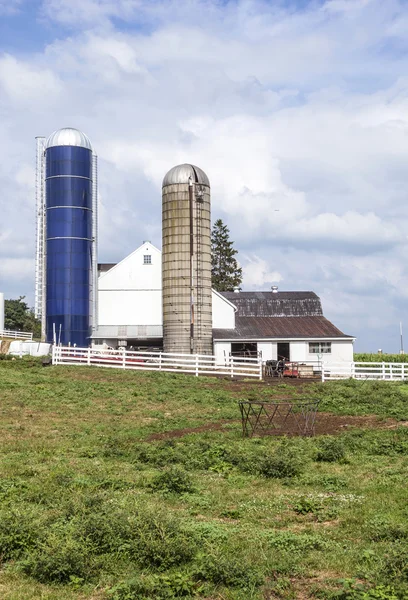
[213,316,352,340]
[221,291,323,317]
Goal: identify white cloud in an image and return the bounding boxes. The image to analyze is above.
[0,54,61,103]
[242,255,282,289]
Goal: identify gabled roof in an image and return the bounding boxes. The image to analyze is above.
[220,291,322,318]
[98,241,161,280]
[213,316,353,340]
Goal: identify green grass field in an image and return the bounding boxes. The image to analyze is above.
[0,358,407,600]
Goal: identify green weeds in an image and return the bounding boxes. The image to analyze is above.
[0,361,408,599]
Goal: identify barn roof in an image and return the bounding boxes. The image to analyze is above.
[213,316,352,340]
[220,291,323,317]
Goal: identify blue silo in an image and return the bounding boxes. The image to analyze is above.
[44,128,94,347]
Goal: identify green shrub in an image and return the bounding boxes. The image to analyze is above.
[259,445,303,479]
[108,572,201,599]
[76,505,134,555]
[129,510,197,570]
[366,517,408,542]
[22,533,94,584]
[330,579,408,599]
[293,496,339,521]
[293,496,323,515]
[194,553,263,589]
[0,508,40,561]
[316,437,346,462]
[266,530,328,552]
[380,543,408,583]
[149,466,195,494]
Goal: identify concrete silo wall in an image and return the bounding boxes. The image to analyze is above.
[162,181,213,354]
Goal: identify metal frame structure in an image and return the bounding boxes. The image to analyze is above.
[35,137,46,338]
[239,399,320,437]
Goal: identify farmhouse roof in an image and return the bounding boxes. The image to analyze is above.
[98,263,117,274]
[213,316,352,340]
[220,291,323,317]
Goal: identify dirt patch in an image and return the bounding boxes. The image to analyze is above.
[146,413,405,441]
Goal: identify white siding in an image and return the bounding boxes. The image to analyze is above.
[98,290,162,326]
[308,339,354,363]
[212,291,235,329]
[289,341,308,362]
[98,243,162,329]
[98,243,236,331]
[214,342,231,364]
[99,242,161,291]
[258,342,275,361]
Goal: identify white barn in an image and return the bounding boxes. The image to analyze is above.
[94,242,354,363]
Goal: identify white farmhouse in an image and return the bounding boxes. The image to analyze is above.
[94,242,354,363]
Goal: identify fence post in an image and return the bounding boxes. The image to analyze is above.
[403,363,405,381]
[259,358,263,381]
[231,357,234,379]
[87,347,91,366]
[321,362,325,382]
[123,349,126,369]
[159,352,162,370]
[195,354,199,377]
[351,362,355,379]
[382,362,385,380]
[52,345,55,365]
[390,363,393,380]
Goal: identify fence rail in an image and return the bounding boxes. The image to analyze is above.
[52,346,263,379]
[322,361,408,381]
[0,330,33,341]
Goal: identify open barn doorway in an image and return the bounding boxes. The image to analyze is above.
[231,342,258,358]
[277,342,290,361]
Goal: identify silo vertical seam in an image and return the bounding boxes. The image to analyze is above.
[92,153,98,336]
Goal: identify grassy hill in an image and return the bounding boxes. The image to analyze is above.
[0,358,407,599]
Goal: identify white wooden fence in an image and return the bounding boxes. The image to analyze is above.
[52,346,263,379]
[0,329,33,341]
[322,361,408,381]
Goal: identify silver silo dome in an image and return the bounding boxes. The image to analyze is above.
[162,163,213,355]
[45,127,93,150]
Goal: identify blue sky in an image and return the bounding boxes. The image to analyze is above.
[1,0,408,351]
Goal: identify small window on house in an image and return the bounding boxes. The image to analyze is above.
[309,342,331,354]
[143,255,152,265]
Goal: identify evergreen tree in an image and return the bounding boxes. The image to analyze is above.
[211,219,243,292]
[4,296,41,338]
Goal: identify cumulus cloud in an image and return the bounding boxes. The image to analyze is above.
[241,255,282,289]
[0,0,408,351]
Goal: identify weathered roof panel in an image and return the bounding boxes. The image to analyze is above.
[220,291,323,317]
[213,316,352,339]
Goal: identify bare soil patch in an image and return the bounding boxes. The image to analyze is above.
[146,412,404,440]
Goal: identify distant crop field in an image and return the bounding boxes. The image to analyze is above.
[355,352,408,363]
[0,358,407,599]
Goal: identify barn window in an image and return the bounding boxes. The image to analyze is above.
[309,342,331,354]
[143,255,152,265]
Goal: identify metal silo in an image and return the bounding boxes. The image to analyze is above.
[162,164,213,355]
[35,128,98,347]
